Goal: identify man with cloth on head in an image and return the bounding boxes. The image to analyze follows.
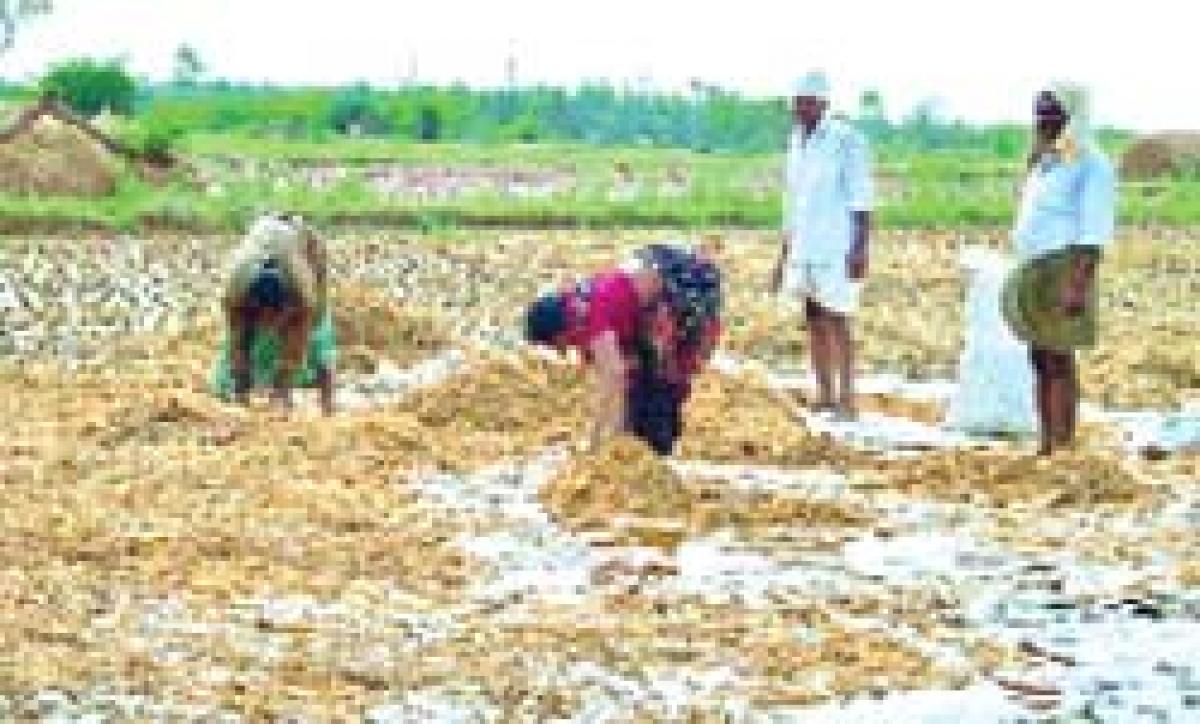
[771,70,874,420]
[1001,82,1116,455]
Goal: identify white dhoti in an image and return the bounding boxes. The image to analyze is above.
[781,258,860,316]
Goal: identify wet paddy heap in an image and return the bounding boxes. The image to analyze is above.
[0,231,1197,720]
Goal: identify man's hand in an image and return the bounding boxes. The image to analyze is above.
[770,257,784,294]
[1060,279,1089,317]
[847,245,868,280]
[771,233,790,294]
[1061,248,1098,317]
[848,210,871,281]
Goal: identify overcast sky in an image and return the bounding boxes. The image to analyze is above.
[1,0,1192,131]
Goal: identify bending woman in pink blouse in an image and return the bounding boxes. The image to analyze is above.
[524,243,722,456]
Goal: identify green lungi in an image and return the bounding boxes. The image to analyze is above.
[210,307,336,399]
[1001,246,1100,353]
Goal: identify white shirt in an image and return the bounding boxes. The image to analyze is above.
[1013,146,1116,262]
[784,117,873,265]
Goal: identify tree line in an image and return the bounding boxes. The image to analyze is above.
[3,55,1127,160]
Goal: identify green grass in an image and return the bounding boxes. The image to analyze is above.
[9,181,1197,234]
[181,132,779,182]
[0,183,780,234]
[5,179,1200,235]
[4,138,1200,235]
[184,132,1022,178]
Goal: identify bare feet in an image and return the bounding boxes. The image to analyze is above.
[270,386,294,412]
[833,404,858,423]
[811,399,837,414]
[834,395,858,422]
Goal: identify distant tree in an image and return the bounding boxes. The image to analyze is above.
[902,97,949,149]
[990,124,1026,160]
[703,88,744,152]
[856,88,890,141]
[328,83,391,135]
[417,105,441,142]
[172,44,206,86]
[1,0,51,53]
[121,79,1043,156]
[40,58,137,116]
[858,89,885,121]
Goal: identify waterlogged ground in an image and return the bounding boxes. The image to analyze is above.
[0,230,1197,721]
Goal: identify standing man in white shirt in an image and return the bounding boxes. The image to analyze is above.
[1002,83,1116,455]
[771,71,873,420]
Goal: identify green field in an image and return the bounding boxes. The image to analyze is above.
[2,137,1196,235]
[3,82,1194,234]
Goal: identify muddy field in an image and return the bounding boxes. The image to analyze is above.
[1,230,1197,721]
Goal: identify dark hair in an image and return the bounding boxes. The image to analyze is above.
[247,263,291,310]
[1034,90,1067,117]
[524,293,568,345]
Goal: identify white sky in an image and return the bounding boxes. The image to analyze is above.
[0,0,1193,131]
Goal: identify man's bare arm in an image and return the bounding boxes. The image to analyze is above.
[848,210,871,280]
[1061,248,1099,315]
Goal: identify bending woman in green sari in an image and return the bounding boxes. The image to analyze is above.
[211,213,336,415]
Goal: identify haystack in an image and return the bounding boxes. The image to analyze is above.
[333,285,451,372]
[1120,133,1200,180]
[0,97,125,196]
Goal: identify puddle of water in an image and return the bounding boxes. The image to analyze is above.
[371,367,1195,720]
[716,352,958,403]
[713,354,981,451]
[755,682,1031,724]
[561,662,747,722]
[773,370,961,406]
[1105,408,1200,455]
[417,453,612,606]
[652,537,871,608]
[842,532,1021,587]
[803,409,972,451]
[339,349,467,409]
[367,690,500,724]
[13,690,238,723]
[435,458,870,610]
[459,528,596,605]
[669,461,850,499]
[368,665,744,723]
[984,618,1200,723]
[416,466,549,520]
[724,350,1199,456]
